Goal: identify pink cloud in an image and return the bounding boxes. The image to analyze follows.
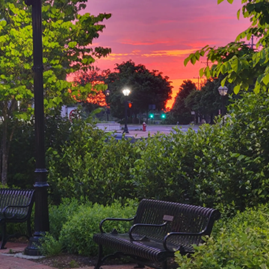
[83,0,250,108]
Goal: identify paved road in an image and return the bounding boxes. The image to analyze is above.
[127,124,198,132]
[116,124,200,139]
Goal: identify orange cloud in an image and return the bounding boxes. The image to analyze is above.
[142,49,198,57]
[121,39,171,46]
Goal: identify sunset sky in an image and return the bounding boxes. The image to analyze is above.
[83,0,250,108]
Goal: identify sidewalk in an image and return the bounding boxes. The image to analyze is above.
[0,242,151,269]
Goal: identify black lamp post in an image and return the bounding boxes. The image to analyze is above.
[122,88,130,133]
[24,0,49,256]
[104,89,110,121]
[218,86,228,125]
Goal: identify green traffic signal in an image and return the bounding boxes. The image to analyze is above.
[161,114,166,119]
[150,114,154,118]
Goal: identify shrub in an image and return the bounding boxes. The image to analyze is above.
[132,92,269,212]
[59,199,137,256]
[132,125,229,207]
[8,91,269,214]
[48,198,82,239]
[38,233,63,257]
[47,119,140,205]
[175,204,269,268]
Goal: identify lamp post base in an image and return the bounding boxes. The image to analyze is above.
[24,235,44,256]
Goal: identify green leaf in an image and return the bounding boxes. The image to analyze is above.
[184,56,190,66]
[68,41,77,48]
[262,73,269,85]
[199,68,204,77]
[237,9,240,20]
[231,57,239,72]
[234,85,240,94]
[254,84,260,94]
[190,56,196,65]
[205,66,210,78]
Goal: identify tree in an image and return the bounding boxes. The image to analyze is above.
[105,60,172,122]
[169,80,197,124]
[0,1,111,185]
[184,0,269,95]
[73,68,110,113]
[184,77,235,123]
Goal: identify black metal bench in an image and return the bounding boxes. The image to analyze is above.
[0,189,35,249]
[93,199,220,269]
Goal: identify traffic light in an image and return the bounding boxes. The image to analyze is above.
[128,102,132,108]
[149,113,154,119]
[161,113,166,119]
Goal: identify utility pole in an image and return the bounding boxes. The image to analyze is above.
[247,35,262,50]
[193,77,200,90]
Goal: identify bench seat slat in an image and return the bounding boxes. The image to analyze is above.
[0,189,35,249]
[94,233,177,263]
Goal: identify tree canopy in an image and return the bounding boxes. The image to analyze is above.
[0,0,111,184]
[169,80,197,124]
[184,0,269,95]
[105,60,172,120]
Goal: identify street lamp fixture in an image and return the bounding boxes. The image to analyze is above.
[122,88,131,133]
[105,89,110,96]
[218,86,228,124]
[218,86,228,97]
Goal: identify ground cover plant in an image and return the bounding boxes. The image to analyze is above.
[41,198,137,257]
[175,204,269,268]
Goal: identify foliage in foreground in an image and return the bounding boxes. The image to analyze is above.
[0,0,110,185]
[39,199,137,256]
[175,204,269,269]
[38,234,63,257]
[47,119,139,205]
[134,91,269,212]
[55,199,137,256]
[8,91,269,215]
[45,91,269,213]
[186,0,269,95]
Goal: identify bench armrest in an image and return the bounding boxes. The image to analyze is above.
[99,217,135,233]
[2,205,31,220]
[129,222,168,241]
[163,230,206,252]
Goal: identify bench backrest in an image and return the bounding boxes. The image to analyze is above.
[0,189,35,220]
[134,199,220,247]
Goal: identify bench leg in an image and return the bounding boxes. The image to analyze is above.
[0,222,7,249]
[94,245,103,269]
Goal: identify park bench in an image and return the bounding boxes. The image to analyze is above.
[0,189,35,249]
[93,199,220,269]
